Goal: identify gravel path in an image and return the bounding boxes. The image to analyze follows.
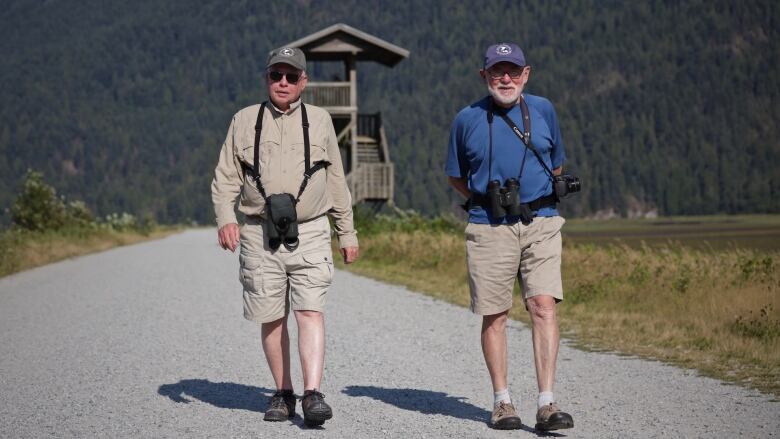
[1,229,777,438]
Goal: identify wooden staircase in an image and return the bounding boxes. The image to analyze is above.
[345,113,394,204]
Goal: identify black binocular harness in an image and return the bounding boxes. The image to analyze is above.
[468,96,558,211]
[241,101,331,204]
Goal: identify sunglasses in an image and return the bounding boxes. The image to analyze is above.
[487,68,526,80]
[268,70,303,84]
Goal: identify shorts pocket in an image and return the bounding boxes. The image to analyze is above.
[465,222,477,242]
[301,250,333,287]
[239,254,263,292]
[547,216,566,236]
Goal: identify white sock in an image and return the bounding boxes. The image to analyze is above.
[538,391,554,409]
[494,388,511,406]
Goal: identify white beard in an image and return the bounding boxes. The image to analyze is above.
[487,82,521,107]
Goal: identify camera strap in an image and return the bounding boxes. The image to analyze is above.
[486,97,533,190]
[245,101,331,203]
[496,96,556,181]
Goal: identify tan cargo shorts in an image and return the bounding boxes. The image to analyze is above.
[465,216,565,315]
[239,215,334,323]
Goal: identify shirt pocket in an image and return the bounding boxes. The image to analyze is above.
[240,136,276,171]
[310,142,329,163]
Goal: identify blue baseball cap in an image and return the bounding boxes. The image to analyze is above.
[484,43,526,69]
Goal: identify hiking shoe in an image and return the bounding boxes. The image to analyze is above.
[490,401,522,430]
[263,389,296,421]
[301,389,333,427]
[535,402,574,431]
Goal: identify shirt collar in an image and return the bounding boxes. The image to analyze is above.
[269,98,302,115]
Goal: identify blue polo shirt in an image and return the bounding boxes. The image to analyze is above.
[445,94,566,224]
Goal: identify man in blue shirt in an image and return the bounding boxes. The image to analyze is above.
[445,43,574,432]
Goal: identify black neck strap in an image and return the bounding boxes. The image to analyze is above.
[488,96,556,181]
[249,101,329,203]
[253,102,267,198]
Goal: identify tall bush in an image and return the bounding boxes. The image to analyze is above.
[10,170,68,231]
[9,170,95,231]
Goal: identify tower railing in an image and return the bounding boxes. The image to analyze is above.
[302,82,352,109]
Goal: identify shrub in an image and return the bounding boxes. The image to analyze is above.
[10,170,68,231]
[103,212,137,231]
[66,200,95,227]
[9,170,98,231]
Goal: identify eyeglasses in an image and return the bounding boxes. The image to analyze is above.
[487,68,526,80]
[268,70,303,84]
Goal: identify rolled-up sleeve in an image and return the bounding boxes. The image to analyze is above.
[323,116,358,249]
[211,116,243,229]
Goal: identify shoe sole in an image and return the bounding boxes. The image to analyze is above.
[303,411,333,427]
[535,419,574,431]
[491,417,523,430]
[263,412,295,422]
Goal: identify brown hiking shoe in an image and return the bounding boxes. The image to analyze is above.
[490,401,522,430]
[535,402,574,431]
[301,389,333,427]
[263,389,296,421]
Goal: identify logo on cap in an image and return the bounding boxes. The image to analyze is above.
[280,48,295,56]
[496,44,512,55]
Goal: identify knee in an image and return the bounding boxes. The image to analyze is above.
[482,312,508,333]
[294,310,323,321]
[261,316,287,337]
[526,297,557,322]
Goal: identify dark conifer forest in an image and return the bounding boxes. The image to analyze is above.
[1,0,777,223]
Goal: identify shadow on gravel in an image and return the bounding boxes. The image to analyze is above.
[158,379,273,412]
[342,386,491,424]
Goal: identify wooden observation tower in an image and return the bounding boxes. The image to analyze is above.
[281,24,409,207]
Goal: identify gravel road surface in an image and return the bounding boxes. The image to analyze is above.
[1,229,777,438]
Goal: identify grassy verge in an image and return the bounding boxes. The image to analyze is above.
[0,226,181,278]
[335,213,780,397]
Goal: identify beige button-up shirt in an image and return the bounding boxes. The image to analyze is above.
[211,99,357,248]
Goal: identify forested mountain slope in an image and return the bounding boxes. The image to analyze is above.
[1,0,777,223]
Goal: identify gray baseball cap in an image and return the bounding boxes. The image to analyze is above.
[266,46,306,71]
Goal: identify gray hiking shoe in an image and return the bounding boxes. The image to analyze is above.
[490,401,522,430]
[263,389,296,421]
[535,402,574,431]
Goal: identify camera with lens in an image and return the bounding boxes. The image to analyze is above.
[553,174,581,199]
[265,193,299,250]
[487,178,533,224]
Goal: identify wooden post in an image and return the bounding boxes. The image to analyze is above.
[348,55,358,175]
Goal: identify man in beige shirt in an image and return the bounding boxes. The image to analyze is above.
[211,46,358,427]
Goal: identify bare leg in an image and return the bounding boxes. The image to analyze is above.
[526,295,559,392]
[261,316,293,390]
[481,311,509,392]
[294,310,325,390]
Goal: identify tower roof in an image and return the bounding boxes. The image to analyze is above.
[280,23,409,67]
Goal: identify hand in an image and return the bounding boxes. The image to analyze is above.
[340,246,359,264]
[218,223,240,252]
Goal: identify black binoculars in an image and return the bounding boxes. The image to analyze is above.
[265,193,299,250]
[487,178,533,223]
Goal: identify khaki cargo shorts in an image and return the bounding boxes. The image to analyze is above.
[465,216,565,315]
[239,215,334,323]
